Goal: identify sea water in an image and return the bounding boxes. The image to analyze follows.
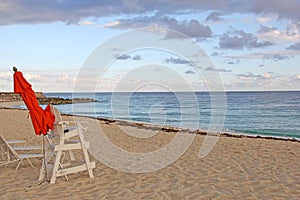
[45,91,300,139]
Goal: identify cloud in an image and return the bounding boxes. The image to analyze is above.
[237,72,275,80]
[263,54,290,61]
[258,25,277,33]
[106,16,213,40]
[219,28,274,49]
[292,74,300,80]
[205,66,232,72]
[78,20,96,26]
[225,51,299,60]
[0,68,81,92]
[103,15,160,29]
[24,73,43,82]
[115,54,143,60]
[0,1,300,26]
[211,52,220,56]
[116,54,131,60]
[185,70,196,74]
[55,73,75,83]
[287,42,300,51]
[225,72,299,91]
[0,71,13,81]
[205,12,223,22]
[251,0,300,21]
[256,17,272,24]
[258,24,300,43]
[165,57,191,65]
[132,55,142,60]
[227,60,240,65]
[164,18,212,40]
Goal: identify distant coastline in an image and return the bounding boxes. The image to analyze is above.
[0,92,97,105]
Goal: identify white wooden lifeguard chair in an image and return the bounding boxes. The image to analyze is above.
[39,105,95,184]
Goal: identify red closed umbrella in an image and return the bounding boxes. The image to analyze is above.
[13,67,54,135]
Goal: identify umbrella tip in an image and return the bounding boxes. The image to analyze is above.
[12,66,17,72]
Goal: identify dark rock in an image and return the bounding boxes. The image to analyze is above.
[37,97,98,105]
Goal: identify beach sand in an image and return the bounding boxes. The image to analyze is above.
[0,107,299,199]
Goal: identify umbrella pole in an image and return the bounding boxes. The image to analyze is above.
[38,135,50,184]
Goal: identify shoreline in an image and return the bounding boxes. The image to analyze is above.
[0,101,24,108]
[1,101,299,143]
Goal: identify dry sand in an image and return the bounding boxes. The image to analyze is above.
[0,107,299,199]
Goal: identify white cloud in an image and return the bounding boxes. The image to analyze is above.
[258,23,300,43]
[78,20,96,26]
[24,73,43,82]
[205,66,232,72]
[263,72,272,79]
[103,20,121,28]
[224,72,300,91]
[0,71,13,81]
[256,17,272,24]
[293,74,300,80]
[56,73,75,82]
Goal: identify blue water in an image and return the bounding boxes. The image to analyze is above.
[44,91,300,139]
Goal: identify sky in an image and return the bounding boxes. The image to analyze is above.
[0,0,299,92]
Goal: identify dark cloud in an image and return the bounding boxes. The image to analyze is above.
[132,55,142,60]
[185,70,196,74]
[166,57,191,65]
[263,54,290,61]
[251,0,300,21]
[116,54,131,60]
[211,52,219,56]
[116,54,142,60]
[258,64,264,67]
[219,29,274,49]
[0,0,299,25]
[205,12,223,22]
[258,25,277,33]
[205,66,232,72]
[287,42,300,51]
[227,60,240,65]
[163,18,212,39]
[106,16,212,40]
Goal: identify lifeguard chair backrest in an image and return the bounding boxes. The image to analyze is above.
[49,105,63,136]
[50,105,62,123]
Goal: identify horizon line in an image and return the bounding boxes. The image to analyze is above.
[41,89,300,93]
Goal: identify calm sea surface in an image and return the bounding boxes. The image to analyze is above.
[44,91,300,139]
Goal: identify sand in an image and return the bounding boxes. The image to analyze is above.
[0,106,300,199]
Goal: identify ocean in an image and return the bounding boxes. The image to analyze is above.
[44,91,300,139]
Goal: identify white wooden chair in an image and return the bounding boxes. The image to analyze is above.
[0,134,44,169]
[39,105,95,184]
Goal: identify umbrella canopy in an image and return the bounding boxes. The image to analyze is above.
[13,68,54,135]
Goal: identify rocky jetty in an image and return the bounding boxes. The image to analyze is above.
[0,92,21,102]
[0,92,97,105]
[37,97,97,105]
